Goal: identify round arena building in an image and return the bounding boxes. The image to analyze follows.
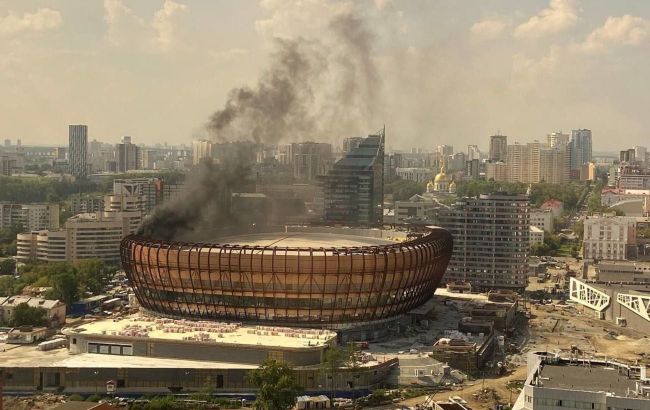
[120,226,453,330]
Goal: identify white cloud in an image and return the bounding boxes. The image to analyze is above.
[514,0,578,39]
[152,0,187,52]
[103,0,187,52]
[0,8,62,35]
[255,0,353,40]
[470,18,511,41]
[577,15,650,54]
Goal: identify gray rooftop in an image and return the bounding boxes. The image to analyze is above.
[539,364,637,396]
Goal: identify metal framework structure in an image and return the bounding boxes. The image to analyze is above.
[617,293,650,322]
[120,227,453,326]
[568,277,610,312]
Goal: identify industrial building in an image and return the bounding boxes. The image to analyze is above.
[568,277,650,334]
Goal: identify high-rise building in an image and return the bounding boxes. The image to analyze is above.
[116,136,141,172]
[192,139,213,165]
[569,129,592,177]
[0,155,18,176]
[68,124,88,178]
[486,162,507,181]
[438,193,530,290]
[465,159,480,180]
[547,131,569,148]
[620,148,636,164]
[506,142,568,184]
[437,144,453,157]
[467,145,481,161]
[342,137,364,154]
[321,129,385,226]
[278,142,333,181]
[3,139,9,147]
[489,135,507,162]
[634,146,647,165]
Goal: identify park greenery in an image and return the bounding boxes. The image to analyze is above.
[0,260,115,305]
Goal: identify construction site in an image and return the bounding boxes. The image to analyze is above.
[3,261,650,410]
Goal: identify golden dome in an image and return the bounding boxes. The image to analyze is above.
[434,170,449,183]
[449,180,456,187]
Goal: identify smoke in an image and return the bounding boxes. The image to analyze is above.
[138,9,382,241]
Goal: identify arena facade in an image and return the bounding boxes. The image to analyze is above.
[120,226,453,337]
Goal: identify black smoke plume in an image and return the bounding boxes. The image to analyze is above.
[138,11,380,241]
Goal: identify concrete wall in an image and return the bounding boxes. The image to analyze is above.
[70,333,324,366]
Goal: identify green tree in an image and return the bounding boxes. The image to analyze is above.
[0,276,17,296]
[321,346,345,400]
[246,359,302,410]
[10,302,47,327]
[0,258,16,275]
[386,179,425,201]
[50,271,79,306]
[75,259,112,294]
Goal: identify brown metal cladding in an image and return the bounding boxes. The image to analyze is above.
[120,227,453,326]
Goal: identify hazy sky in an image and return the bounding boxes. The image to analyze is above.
[1,0,649,152]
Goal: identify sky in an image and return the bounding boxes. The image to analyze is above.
[0,0,649,152]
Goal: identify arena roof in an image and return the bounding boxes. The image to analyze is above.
[218,232,395,248]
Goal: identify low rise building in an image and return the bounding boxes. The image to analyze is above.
[596,261,650,283]
[583,215,637,261]
[530,226,544,246]
[395,167,432,183]
[540,199,563,218]
[514,352,650,410]
[430,330,497,375]
[529,208,554,233]
[0,296,66,327]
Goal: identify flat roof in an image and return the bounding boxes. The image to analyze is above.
[217,232,394,248]
[539,364,637,396]
[64,314,336,350]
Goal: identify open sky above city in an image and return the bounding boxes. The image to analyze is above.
[1,0,650,150]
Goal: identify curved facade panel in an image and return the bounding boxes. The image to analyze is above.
[120,227,453,326]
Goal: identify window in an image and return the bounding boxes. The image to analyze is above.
[72,338,77,345]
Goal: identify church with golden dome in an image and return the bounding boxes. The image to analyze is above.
[427,162,456,194]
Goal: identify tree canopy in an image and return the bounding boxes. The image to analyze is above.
[10,302,47,327]
[246,359,302,410]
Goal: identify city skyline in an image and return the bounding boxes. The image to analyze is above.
[0,1,649,150]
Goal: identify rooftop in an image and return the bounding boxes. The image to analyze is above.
[63,314,336,350]
[218,232,394,248]
[538,364,637,396]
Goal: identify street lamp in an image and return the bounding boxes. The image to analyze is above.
[93,370,99,395]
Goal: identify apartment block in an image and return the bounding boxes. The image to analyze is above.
[438,193,530,290]
[0,203,60,231]
[16,211,140,263]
